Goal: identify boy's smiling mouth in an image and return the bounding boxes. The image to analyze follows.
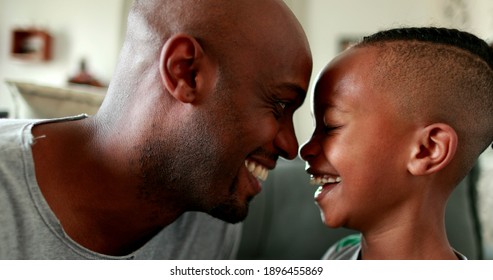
[310,174,342,199]
[310,174,341,185]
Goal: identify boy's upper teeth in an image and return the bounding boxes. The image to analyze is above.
[245,160,269,181]
[310,175,341,186]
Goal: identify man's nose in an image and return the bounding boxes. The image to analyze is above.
[275,122,299,160]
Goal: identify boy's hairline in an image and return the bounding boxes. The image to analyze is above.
[351,31,493,187]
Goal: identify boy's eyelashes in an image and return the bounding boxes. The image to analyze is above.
[322,124,342,134]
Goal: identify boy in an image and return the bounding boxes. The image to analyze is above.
[300,27,493,259]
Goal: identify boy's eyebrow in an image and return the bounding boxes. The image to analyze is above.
[324,101,349,113]
[325,102,336,108]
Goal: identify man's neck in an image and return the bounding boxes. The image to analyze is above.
[31,118,184,256]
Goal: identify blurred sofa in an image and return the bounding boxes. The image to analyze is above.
[237,157,483,259]
[5,80,105,119]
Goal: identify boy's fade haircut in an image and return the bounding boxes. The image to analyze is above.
[354,27,493,184]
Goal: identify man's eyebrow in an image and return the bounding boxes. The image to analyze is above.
[278,83,307,99]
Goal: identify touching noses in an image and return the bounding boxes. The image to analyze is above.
[299,135,320,162]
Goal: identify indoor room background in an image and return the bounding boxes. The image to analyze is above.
[0,0,492,259]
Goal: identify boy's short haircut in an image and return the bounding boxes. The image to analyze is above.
[353,27,493,183]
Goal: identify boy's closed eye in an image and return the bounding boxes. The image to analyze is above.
[322,122,342,135]
[322,113,343,135]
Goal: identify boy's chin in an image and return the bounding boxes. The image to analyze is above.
[319,208,347,229]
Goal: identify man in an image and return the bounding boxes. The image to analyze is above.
[0,0,312,259]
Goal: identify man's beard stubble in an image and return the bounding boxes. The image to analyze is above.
[136,113,248,224]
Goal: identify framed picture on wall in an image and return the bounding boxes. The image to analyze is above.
[11,29,52,61]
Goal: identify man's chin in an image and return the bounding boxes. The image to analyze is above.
[208,202,249,224]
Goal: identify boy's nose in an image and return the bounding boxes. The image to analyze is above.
[299,136,320,161]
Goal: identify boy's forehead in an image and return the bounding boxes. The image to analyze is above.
[318,47,378,86]
[315,48,377,99]
[313,47,395,116]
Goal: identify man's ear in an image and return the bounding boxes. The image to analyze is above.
[159,34,211,103]
[407,123,458,176]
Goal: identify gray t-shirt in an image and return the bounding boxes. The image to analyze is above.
[0,116,241,259]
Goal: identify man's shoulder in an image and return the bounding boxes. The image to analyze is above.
[0,118,34,134]
[0,119,35,161]
[137,211,242,259]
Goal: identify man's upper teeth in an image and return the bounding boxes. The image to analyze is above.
[245,160,269,181]
[310,175,341,185]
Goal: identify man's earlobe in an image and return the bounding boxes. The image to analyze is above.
[407,124,458,176]
[159,34,204,103]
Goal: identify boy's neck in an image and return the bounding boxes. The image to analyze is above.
[359,216,458,260]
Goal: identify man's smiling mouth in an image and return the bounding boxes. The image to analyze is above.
[245,160,269,181]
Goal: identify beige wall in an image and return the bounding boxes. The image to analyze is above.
[0,0,127,116]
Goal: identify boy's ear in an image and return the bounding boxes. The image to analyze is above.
[407,123,458,176]
[159,34,214,103]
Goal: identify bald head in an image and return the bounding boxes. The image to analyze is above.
[100,0,310,117]
[355,28,493,175]
[126,0,245,59]
[128,0,308,72]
